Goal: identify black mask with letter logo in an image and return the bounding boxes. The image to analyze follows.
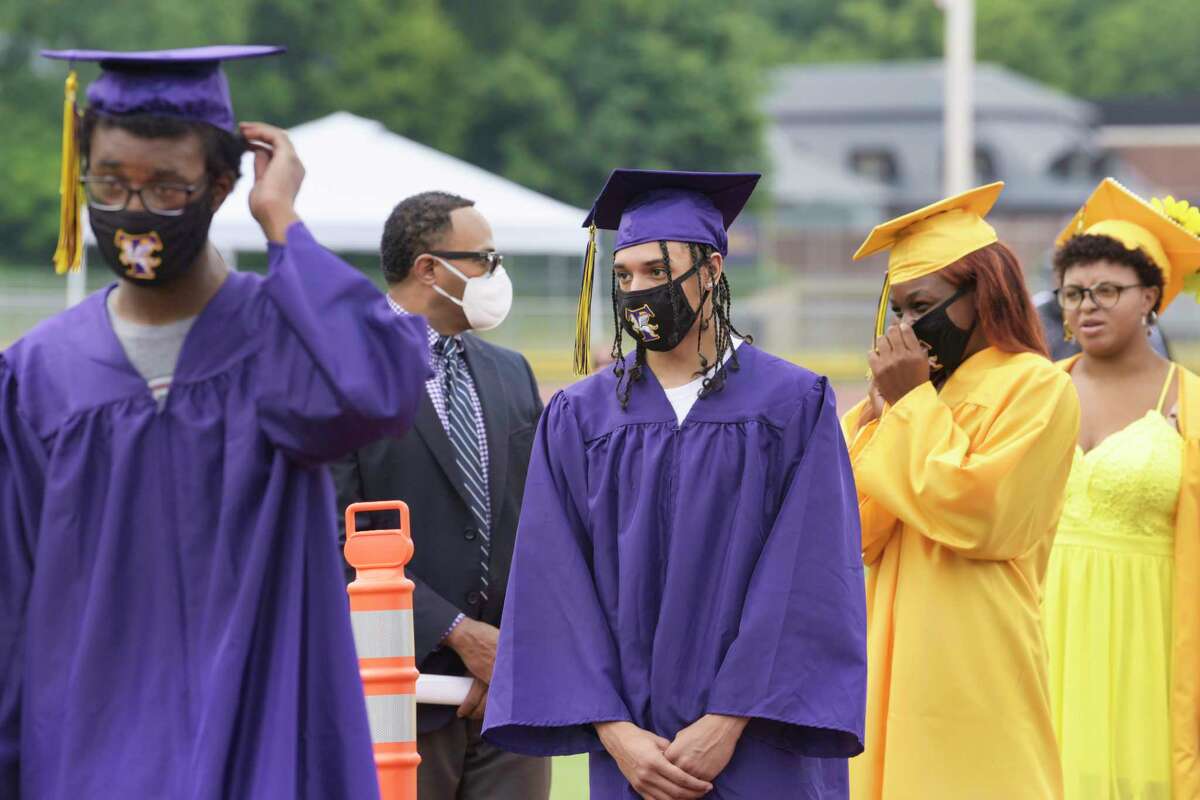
[89,194,215,287]
[617,266,708,352]
[911,284,976,376]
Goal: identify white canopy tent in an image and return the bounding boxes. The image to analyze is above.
[212,111,588,255]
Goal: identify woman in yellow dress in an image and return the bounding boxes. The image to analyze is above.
[843,182,1080,799]
[1042,178,1200,799]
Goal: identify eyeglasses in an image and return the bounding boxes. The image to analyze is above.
[1055,282,1144,310]
[429,251,504,273]
[81,175,206,216]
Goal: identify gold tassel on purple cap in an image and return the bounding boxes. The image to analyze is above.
[52,70,83,274]
[573,223,598,376]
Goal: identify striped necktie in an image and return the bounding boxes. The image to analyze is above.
[438,335,490,602]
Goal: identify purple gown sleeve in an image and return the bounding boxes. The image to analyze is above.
[0,358,45,794]
[255,222,431,464]
[706,379,867,757]
[483,392,632,756]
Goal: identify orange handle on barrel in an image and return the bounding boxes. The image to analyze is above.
[345,500,420,800]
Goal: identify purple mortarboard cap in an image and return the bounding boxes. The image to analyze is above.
[40,45,285,132]
[571,169,761,375]
[583,169,761,256]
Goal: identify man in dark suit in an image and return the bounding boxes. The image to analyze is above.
[332,191,548,799]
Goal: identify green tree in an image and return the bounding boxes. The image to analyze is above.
[240,0,474,150]
[1070,0,1200,98]
[458,1,770,206]
[7,0,1200,267]
[0,0,771,263]
[750,0,1200,102]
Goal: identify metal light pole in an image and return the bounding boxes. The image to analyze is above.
[65,208,89,308]
[938,0,976,194]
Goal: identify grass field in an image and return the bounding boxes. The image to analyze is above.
[551,755,590,799]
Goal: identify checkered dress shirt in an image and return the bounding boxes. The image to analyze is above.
[387,295,490,641]
[387,295,490,503]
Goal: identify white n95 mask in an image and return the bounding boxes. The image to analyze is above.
[432,257,514,331]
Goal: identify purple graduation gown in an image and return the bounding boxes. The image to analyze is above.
[484,345,867,799]
[0,223,429,799]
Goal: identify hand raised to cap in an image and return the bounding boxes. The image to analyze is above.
[239,122,304,243]
[868,322,931,406]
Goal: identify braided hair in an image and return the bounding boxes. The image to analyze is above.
[610,241,750,409]
[690,242,749,397]
[609,262,647,411]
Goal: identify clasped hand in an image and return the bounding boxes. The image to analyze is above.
[597,714,747,799]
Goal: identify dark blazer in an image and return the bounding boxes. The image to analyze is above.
[332,334,543,734]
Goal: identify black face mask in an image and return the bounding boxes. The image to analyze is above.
[90,194,215,287]
[617,266,708,352]
[911,285,976,377]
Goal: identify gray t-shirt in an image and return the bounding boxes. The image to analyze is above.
[106,290,196,409]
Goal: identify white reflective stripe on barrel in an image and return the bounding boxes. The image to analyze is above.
[350,609,415,659]
[365,693,417,744]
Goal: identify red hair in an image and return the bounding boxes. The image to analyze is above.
[939,242,1049,358]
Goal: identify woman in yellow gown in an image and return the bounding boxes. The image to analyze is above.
[843,182,1080,799]
[1042,178,1200,799]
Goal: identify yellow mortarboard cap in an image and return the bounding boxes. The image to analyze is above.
[854,181,1004,340]
[1056,177,1200,310]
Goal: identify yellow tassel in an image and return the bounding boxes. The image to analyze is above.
[572,224,598,376]
[867,272,891,379]
[873,272,891,341]
[52,70,83,275]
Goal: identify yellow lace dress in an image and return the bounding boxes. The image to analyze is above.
[1043,364,1183,800]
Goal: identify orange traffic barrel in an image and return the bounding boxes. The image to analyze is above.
[345,500,421,800]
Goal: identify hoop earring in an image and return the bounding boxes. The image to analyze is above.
[1063,320,1074,342]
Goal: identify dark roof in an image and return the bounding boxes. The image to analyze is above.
[768,61,1095,125]
[1099,96,1200,126]
[887,177,1098,216]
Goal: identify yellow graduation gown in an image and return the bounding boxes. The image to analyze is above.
[1054,356,1200,799]
[842,347,1079,800]
[1169,365,1200,800]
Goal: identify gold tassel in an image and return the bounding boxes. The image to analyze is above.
[867,272,891,378]
[873,272,891,341]
[52,70,83,275]
[572,224,599,376]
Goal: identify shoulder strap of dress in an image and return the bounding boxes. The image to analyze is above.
[1156,362,1178,414]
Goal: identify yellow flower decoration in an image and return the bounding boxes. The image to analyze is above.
[1151,194,1200,236]
[1151,194,1200,301]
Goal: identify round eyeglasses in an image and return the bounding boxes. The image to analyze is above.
[1055,283,1144,310]
[81,176,206,216]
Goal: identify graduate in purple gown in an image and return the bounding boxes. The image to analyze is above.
[483,170,867,799]
[0,47,429,798]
